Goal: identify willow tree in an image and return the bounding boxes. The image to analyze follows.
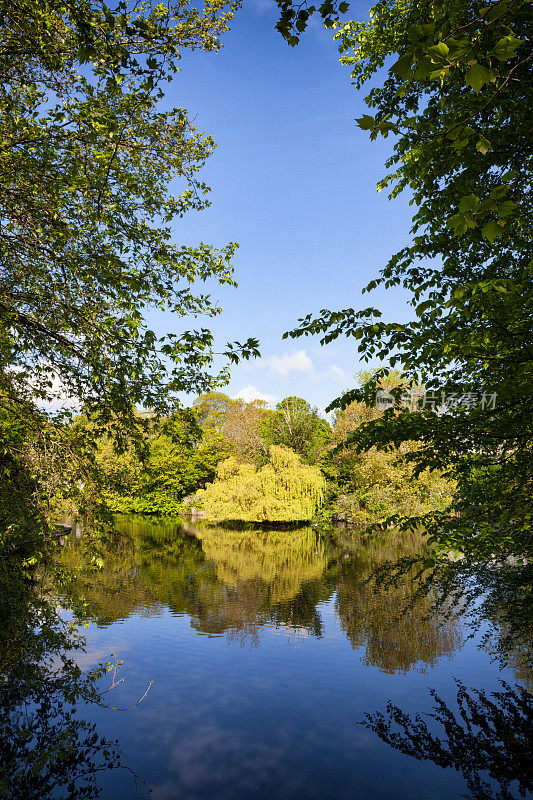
[196,445,326,522]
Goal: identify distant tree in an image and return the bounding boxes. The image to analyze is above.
[261,397,332,464]
[331,370,406,444]
[330,373,454,524]
[93,412,221,514]
[193,393,238,432]
[193,392,272,464]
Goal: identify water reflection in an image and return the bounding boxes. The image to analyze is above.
[0,592,135,799]
[30,517,533,800]
[335,529,462,673]
[60,517,461,670]
[363,680,533,800]
[60,518,336,647]
[194,524,327,604]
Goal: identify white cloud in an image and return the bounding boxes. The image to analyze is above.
[233,385,277,406]
[265,350,314,378]
[323,364,349,383]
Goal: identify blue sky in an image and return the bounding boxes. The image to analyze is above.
[152,0,415,410]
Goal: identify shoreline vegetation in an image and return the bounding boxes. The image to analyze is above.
[90,387,455,526]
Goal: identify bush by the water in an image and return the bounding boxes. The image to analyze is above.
[195,445,325,522]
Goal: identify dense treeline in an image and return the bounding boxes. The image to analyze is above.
[84,379,454,523]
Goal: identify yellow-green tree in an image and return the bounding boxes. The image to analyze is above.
[196,445,326,522]
[330,372,455,524]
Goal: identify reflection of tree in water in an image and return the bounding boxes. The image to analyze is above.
[428,560,533,682]
[186,523,335,644]
[59,517,209,624]
[195,524,327,603]
[60,520,462,662]
[363,680,533,800]
[59,519,335,646]
[0,593,137,799]
[335,529,462,673]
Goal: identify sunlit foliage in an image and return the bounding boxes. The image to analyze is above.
[260,397,332,464]
[193,392,272,464]
[196,445,326,522]
[93,413,221,514]
[330,372,455,524]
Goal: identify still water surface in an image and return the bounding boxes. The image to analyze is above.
[58,516,531,800]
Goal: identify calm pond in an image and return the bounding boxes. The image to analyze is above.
[55,515,531,800]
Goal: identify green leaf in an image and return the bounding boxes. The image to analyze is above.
[356,114,375,130]
[428,41,450,63]
[392,53,414,79]
[458,194,479,212]
[446,37,472,61]
[429,67,450,83]
[481,220,502,243]
[476,137,492,155]
[497,200,517,218]
[465,63,494,93]
[490,36,523,62]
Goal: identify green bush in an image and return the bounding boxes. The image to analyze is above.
[102,491,183,516]
[330,444,455,525]
[196,445,325,523]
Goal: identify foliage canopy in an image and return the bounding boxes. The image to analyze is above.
[1,0,259,427]
[0,0,260,558]
[283,0,533,567]
[260,396,332,464]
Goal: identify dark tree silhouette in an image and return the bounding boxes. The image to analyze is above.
[363,680,533,800]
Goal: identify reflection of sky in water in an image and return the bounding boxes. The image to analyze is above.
[58,518,528,800]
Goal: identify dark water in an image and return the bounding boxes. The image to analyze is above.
[54,516,531,800]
